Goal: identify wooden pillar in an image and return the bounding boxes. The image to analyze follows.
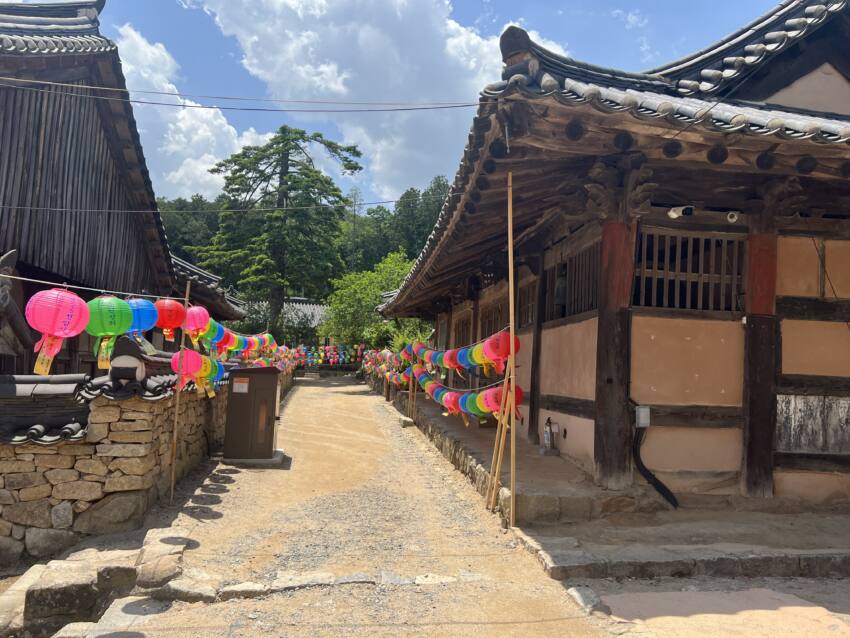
[528,253,545,444]
[594,220,636,489]
[742,232,778,497]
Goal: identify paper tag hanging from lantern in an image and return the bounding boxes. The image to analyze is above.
[86,296,133,369]
[154,299,185,342]
[25,288,90,375]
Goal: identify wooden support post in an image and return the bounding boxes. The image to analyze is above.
[594,221,636,490]
[487,367,512,509]
[507,172,517,527]
[170,281,191,504]
[528,252,545,444]
[742,232,778,497]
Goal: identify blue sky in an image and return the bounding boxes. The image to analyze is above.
[97,0,779,204]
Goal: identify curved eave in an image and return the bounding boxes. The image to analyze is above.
[382,75,850,317]
[647,0,848,96]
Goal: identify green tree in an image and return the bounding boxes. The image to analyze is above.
[195,125,362,335]
[320,250,430,347]
[157,194,224,261]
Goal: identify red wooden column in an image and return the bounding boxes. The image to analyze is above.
[594,220,636,489]
[742,232,778,497]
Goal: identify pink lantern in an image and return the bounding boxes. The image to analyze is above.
[443,391,462,414]
[182,306,210,347]
[25,288,90,375]
[483,331,521,373]
[170,348,203,389]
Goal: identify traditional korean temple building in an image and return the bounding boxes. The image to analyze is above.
[0,0,243,376]
[382,0,850,503]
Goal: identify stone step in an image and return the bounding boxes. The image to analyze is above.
[514,529,850,580]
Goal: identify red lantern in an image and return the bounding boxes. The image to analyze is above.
[155,299,186,342]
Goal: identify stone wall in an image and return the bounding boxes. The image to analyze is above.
[0,387,229,565]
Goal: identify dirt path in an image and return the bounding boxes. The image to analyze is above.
[117,377,605,637]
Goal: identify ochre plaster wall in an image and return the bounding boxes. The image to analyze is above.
[631,315,743,406]
[777,236,820,297]
[774,469,850,503]
[539,317,597,400]
[782,319,850,377]
[640,426,742,472]
[538,408,594,473]
[826,240,850,298]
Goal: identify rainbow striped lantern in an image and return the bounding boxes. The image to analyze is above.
[127,298,158,355]
[182,306,210,348]
[170,348,203,390]
[25,288,90,375]
[197,355,215,397]
[86,296,133,369]
[200,319,224,359]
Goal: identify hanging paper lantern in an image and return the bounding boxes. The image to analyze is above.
[182,306,210,348]
[217,329,235,356]
[483,331,521,373]
[86,296,133,369]
[126,298,158,355]
[25,288,89,375]
[155,299,186,342]
[443,391,462,414]
[171,348,203,389]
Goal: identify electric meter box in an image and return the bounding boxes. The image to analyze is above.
[223,367,281,460]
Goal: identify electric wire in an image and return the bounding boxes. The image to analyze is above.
[0,75,476,107]
[0,81,483,114]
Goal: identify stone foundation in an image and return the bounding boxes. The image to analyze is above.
[0,387,229,565]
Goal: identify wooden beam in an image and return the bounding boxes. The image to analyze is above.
[594,219,636,489]
[528,253,545,444]
[776,296,850,322]
[777,374,850,397]
[539,394,596,420]
[742,231,778,497]
[774,452,850,473]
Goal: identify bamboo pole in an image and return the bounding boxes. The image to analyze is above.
[486,367,511,508]
[169,281,191,505]
[507,171,517,527]
[488,386,514,511]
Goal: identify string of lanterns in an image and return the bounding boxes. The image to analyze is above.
[361,329,523,419]
[24,288,296,381]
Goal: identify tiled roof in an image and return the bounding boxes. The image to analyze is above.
[649,0,847,96]
[283,298,327,328]
[382,7,850,316]
[0,373,89,445]
[0,0,114,55]
[171,254,246,321]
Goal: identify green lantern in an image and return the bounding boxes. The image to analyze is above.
[86,296,133,369]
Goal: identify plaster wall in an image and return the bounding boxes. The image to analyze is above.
[631,315,743,407]
[640,426,742,472]
[774,469,850,503]
[538,408,594,473]
[766,63,850,116]
[777,236,821,297]
[825,240,850,298]
[781,319,850,377]
[539,317,597,400]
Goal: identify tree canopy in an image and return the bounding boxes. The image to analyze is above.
[157,125,450,345]
[319,250,429,348]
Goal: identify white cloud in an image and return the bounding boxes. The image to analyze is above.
[637,35,659,64]
[175,0,566,199]
[115,24,272,199]
[611,8,648,30]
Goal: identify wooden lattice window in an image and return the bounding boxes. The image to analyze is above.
[518,283,535,328]
[633,227,745,312]
[545,242,601,321]
[453,315,471,348]
[480,302,505,336]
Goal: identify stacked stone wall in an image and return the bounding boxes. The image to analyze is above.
[0,387,230,564]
